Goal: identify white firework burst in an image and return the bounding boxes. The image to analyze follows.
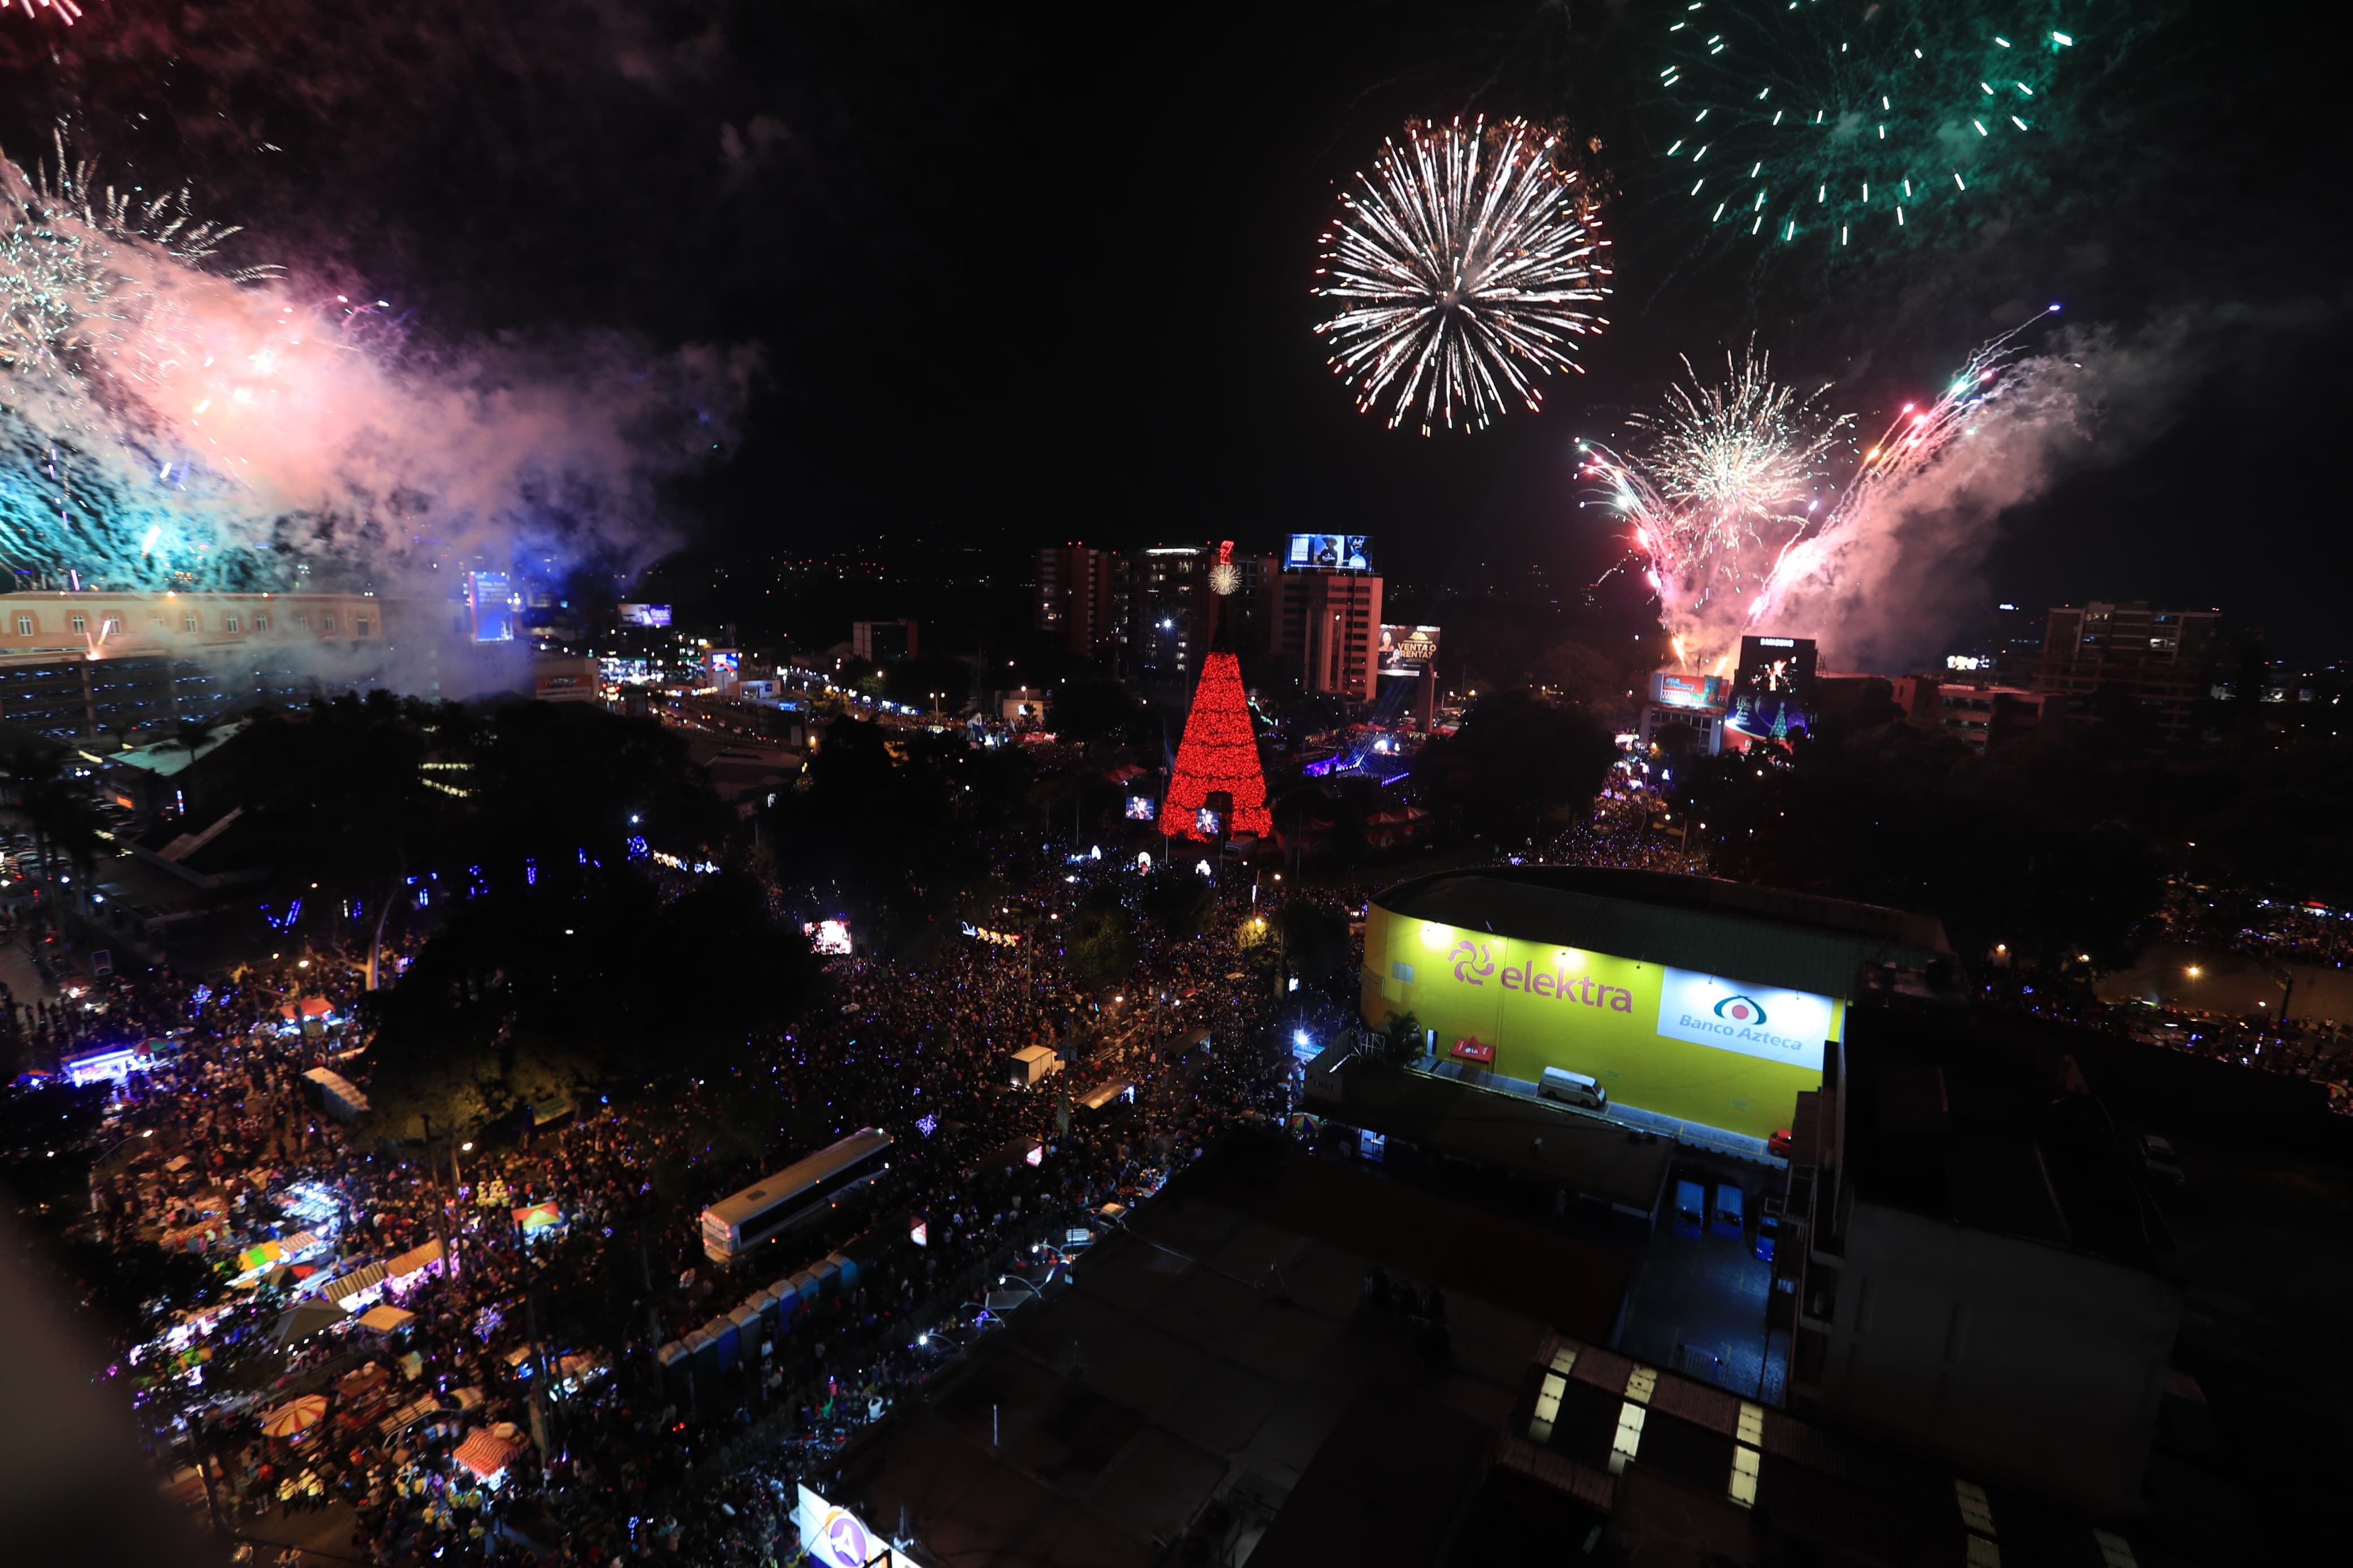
[1314,115,1612,435]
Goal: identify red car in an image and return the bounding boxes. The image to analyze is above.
[1767,1129,1795,1159]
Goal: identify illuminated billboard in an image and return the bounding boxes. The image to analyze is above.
[1359,904,1839,1138]
[795,1485,910,1568]
[618,603,673,628]
[1124,794,1157,822]
[1286,533,1371,572]
[1377,624,1441,677]
[1729,634,1818,741]
[1650,671,1727,711]
[468,572,516,643]
[706,649,740,690]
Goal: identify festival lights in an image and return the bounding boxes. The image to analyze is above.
[1160,651,1273,841]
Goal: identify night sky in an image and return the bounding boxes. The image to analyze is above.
[3,1,2348,662]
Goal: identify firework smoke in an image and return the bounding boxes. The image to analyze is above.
[0,142,750,593]
[1584,345,1853,625]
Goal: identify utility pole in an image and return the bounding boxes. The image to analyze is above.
[421,1114,451,1282]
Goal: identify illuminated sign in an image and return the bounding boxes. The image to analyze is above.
[1025,1144,1045,1168]
[1378,624,1442,677]
[1651,672,1727,711]
[960,923,1022,947]
[1945,654,1993,671]
[795,1484,907,1568]
[1286,533,1371,572]
[1124,794,1157,822]
[1729,634,1818,742]
[1654,969,1831,1071]
[910,1220,928,1247]
[1361,907,1841,1139]
[618,603,673,628]
[805,919,852,955]
[468,572,516,643]
[707,649,741,690]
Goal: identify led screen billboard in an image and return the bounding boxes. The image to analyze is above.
[1285,533,1371,572]
[618,603,673,628]
[1650,672,1727,710]
[1377,624,1441,677]
[1359,904,1840,1138]
[1729,634,1818,741]
[468,572,516,643]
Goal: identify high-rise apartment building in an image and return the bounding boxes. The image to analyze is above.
[1033,544,1119,658]
[2036,601,2220,744]
[1270,566,1383,702]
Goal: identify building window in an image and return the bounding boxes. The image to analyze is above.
[183,615,199,632]
[70,615,85,633]
[294,614,310,630]
[252,614,268,632]
[321,612,337,633]
[11,616,28,636]
[224,616,241,633]
[101,616,120,635]
[354,617,372,637]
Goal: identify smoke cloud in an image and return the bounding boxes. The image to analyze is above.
[1,148,755,595]
[1715,302,2329,672]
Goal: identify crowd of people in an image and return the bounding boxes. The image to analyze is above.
[30,839,1293,1568]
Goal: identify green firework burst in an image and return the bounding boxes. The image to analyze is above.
[1656,1,2110,254]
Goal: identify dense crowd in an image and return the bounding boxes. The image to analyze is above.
[37,846,1290,1567]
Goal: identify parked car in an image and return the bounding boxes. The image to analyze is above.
[2140,1134,2185,1188]
[1754,1208,1779,1264]
[1670,1179,1705,1239]
[1710,1182,1746,1241]
[1767,1128,1795,1160]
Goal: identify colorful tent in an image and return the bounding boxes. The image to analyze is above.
[512,1200,561,1236]
[453,1426,524,1481]
[261,1394,329,1440]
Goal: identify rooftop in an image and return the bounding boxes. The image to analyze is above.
[1373,866,1953,1001]
[1842,1009,2175,1272]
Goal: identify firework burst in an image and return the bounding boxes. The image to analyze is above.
[1315,116,1611,435]
[7,0,89,22]
[1591,313,2056,666]
[1657,2,2111,256]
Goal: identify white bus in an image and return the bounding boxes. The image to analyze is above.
[699,1128,894,1264]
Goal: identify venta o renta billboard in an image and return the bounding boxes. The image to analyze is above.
[1358,907,1840,1138]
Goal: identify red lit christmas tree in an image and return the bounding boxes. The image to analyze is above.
[1161,545,1273,841]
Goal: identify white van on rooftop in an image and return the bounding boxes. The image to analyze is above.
[1539,1066,1607,1111]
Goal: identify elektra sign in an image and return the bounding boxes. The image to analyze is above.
[1654,967,1831,1070]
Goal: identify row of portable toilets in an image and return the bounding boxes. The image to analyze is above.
[656,1226,895,1402]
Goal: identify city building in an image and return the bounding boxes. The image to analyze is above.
[850,619,919,662]
[0,589,410,742]
[1777,1010,2183,1510]
[2035,601,2220,743]
[1991,602,2046,687]
[1033,543,1120,658]
[1891,677,2065,753]
[1270,561,1382,702]
[1636,671,1727,756]
[1360,867,1955,1145]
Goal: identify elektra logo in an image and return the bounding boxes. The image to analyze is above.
[1713,995,1767,1027]
[1450,939,1494,986]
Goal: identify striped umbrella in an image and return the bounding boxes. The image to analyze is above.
[261,1394,329,1440]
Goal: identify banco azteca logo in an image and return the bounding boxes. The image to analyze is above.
[1714,994,1767,1026]
[1450,939,1493,986]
